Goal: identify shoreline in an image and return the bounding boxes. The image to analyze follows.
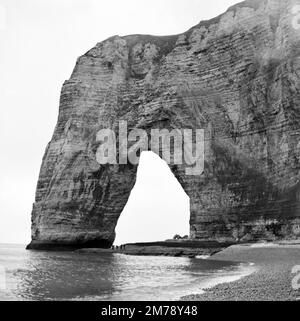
[179,261,257,299]
[181,242,300,301]
[25,240,300,300]
[3,241,300,300]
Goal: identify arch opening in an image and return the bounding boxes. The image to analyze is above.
[114,151,190,245]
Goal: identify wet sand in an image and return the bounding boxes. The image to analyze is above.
[181,242,300,301]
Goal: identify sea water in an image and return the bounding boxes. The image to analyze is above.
[0,243,254,301]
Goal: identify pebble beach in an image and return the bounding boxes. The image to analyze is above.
[181,242,300,301]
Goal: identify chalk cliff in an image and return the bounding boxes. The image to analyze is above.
[27,0,300,250]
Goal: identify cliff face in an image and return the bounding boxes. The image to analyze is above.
[27,0,300,249]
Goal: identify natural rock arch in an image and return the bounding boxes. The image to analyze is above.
[114,151,190,245]
[27,0,300,250]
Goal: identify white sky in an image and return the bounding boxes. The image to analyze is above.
[0,0,240,245]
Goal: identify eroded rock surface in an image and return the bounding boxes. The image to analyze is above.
[27,0,300,250]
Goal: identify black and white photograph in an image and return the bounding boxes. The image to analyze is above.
[0,0,300,311]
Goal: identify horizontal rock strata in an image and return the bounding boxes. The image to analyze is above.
[27,0,300,250]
